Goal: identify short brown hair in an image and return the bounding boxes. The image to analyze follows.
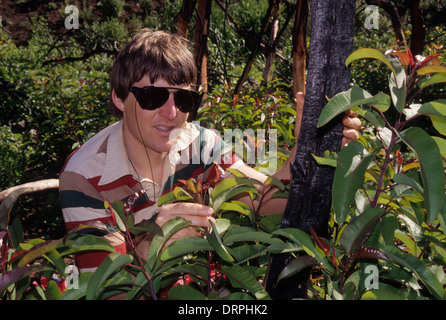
[109,29,197,118]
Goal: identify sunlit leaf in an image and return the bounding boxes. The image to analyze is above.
[417,65,446,75]
[346,48,397,76]
[418,73,446,89]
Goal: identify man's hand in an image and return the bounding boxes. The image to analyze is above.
[135,202,214,257]
[294,92,361,147]
[155,202,214,243]
[342,109,361,147]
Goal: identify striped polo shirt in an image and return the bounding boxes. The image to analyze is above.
[59,120,242,272]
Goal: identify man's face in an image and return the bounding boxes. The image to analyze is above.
[122,76,190,157]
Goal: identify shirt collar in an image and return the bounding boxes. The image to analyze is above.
[98,121,201,186]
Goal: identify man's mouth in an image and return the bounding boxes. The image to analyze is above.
[154,125,176,136]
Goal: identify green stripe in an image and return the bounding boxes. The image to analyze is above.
[60,190,105,209]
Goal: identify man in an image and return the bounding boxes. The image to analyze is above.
[59,29,360,273]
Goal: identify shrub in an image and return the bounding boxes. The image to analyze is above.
[101,0,125,18]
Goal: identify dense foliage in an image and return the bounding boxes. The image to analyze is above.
[0,0,445,300]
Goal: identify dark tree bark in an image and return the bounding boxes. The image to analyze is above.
[265,0,355,300]
[409,0,425,56]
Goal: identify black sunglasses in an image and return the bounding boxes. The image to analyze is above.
[129,86,202,113]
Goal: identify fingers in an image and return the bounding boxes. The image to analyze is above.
[342,113,362,130]
[295,92,305,109]
[156,202,215,229]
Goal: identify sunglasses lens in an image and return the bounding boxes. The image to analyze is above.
[174,90,201,113]
[131,87,201,112]
[133,87,169,110]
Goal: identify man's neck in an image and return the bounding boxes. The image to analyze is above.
[123,133,166,184]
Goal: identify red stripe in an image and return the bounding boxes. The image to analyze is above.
[88,175,138,192]
[75,242,127,270]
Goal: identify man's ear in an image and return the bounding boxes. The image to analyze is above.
[111,89,125,112]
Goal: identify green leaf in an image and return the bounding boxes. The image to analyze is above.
[432,136,446,158]
[339,207,385,256]
[60,234,116,256]
[418,73,446,89]
[399,127,445,223]
[160,237,213,261]
[86,252,133,300]
[128,219,163,237]
[361,289,407,300]
[104,200,126,232]
[394,173,424,195]
[223,229,282,245]
[17,239,62,268]
[388,60,407,112]
[317,86,390,127]
[146,217,191,271]
[417,99,446,135]
[346,48,397,77]
[210,177,261,211]
[277,256,319,284]
[417,65,446,75]
[168,285,206,300]
[332,141,376,223]
[383,246,445,299]
[45,280,64,300]
[220,264,270,300]
[312,153,337,167]
[220,200,255,223]
[272,228,335,274]
[206,220,234,263]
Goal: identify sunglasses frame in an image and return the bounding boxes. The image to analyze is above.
[129,85,202,113]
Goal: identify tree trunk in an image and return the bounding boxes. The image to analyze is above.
[265,0,355,300]
[409,0,425,56]
[291,0,308,143]
[262,0,281,84]
[177,0,197,38]
[194,0,212,92]
[0,179,59,202]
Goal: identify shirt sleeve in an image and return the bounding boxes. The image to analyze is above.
[59,170,126,273]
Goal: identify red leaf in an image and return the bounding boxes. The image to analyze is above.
[310,227,330,254]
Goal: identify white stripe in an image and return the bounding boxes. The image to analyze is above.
[62,206,108,223]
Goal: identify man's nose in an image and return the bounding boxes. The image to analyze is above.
[158,93,177,119]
